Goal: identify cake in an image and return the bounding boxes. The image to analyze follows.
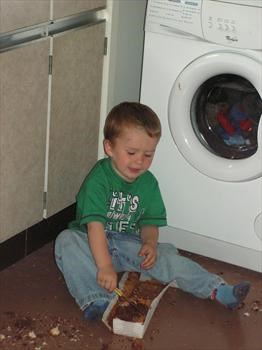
[107,272,166,326]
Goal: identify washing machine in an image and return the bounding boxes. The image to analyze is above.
[140,0,262,272]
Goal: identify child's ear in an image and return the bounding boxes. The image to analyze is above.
[103,139,113,157]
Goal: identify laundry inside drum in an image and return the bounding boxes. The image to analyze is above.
[191,74,262,160]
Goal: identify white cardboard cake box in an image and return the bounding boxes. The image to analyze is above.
[102,272,174,339]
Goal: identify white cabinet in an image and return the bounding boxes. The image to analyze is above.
[0,0,50,33]
[46,24,105,217]
[0,2,106,243]
[53,0,106,19]
[0,40,49,242]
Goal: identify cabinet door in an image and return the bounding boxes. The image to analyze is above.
[0,40,49,243]
[46,23,105,217]
[53,0,106,19]
[0,0,50,33]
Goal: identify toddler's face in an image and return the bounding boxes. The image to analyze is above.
[104,126,159,182]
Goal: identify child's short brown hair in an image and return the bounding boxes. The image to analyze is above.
[104,102,161,142]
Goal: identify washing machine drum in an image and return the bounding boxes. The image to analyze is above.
[169,51,262,182]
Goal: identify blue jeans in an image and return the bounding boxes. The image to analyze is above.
[55,229,224,310]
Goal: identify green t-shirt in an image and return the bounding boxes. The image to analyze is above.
[69,158,167,235]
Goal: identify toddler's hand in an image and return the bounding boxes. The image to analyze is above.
[97,265,117,293]
[138,243,157,269]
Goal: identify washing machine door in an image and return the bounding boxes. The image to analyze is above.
[169,51,262,182]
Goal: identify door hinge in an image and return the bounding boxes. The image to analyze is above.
[48,55,53,74]
[104,37,108,55]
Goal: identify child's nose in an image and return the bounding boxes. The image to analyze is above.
[135,154,144,165]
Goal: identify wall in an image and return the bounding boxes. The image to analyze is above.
[98,0,147,158]
[106,0,147,108]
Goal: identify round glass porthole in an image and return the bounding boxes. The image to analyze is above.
[168,51,262,181]
[191,74,262,160]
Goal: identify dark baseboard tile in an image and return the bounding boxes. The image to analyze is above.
[47,203,76,241]
[26,203,76,255]
[0,231,26,270]
[26,219,50,256]
[0,203,76,271]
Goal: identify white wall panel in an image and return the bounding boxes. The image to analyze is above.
[0,40,49,242]
[53,0,106,19]
[0,0,50,33]
[46,23,105,216]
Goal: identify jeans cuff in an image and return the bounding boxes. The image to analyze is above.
[79,292,115,310]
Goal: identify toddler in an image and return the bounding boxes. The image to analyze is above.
[55,102,250,321]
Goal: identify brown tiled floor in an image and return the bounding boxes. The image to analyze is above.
[0,242,261,350]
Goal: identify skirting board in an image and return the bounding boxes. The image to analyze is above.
[158,226,262,273]
[0,204,76,271]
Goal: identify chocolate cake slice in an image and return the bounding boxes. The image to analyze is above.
[108,272,166,326]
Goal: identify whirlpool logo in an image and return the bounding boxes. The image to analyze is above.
[226,35,238,42]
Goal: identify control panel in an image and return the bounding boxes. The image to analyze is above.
[145,0,262,49]
[146,0,202,37]
[202,0,262,49]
